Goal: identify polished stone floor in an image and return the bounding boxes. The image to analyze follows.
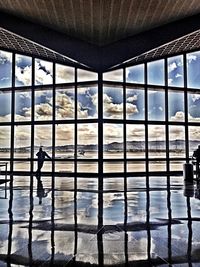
[0,174,200,266]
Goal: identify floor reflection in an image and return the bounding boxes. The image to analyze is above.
[0,175,200,266]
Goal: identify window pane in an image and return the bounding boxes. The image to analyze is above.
[55,161,74,173]
[126,124,145,158]
[77,162,98,173]
[34,125,52,157]
[55,124,74,159]
[56,64,74,83]
[0,50,12,88]
[147,59,164,86]
[103,69,123,82]
[35,89,53,121]
[0,126,10,158]
[103,86,123,119]
[55,87,75,120]
[169,126,185,158]
[77,123,98,159]
[34,125,52,172]
[187,51,200,89]
[149,161,166,172]
[14,125,31,158]
[189,126,200,157]
[15,91,31,121]
[127,161,145,172]
[35,58,53,85]
[126,87,144,120]
[167,55,184,87]
[0,90,11,122]
[103,162,124,173]
[103,177,124,191]
[168,91,184,121]
[77,86,98,119]
[126,64,144,84]
[170,161,185,171]
[188,92,200,122]
[77,177,98,191]
[148,88,165,121]
[77,69,97,81]
[148,125,166,158]
[104,123,123,159]
[15,54,32,87]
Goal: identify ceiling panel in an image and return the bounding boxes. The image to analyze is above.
[0,0,200,46]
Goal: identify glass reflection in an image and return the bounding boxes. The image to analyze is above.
[103,86,123,119]
[55,87,75,120]
[15,90,31,121]
[148,88,165,121]
[0,50,12,88]
[187,51,200,89]
[126,64,144,84]
[1,174,199,266]
[147,59,164,86]
[167,55,184,87]
[77,86,98,119]
[103,123,123,159]
[56,64,74,83]
[35,89,53,121]
[126,87,144,120]
[35,58,53,85]
[15,54,32,87]
[168,91,184,121]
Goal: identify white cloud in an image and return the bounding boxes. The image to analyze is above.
[103,69,123,81]
[175,73,182,78]
[168,78,173,85]
[56,64,74,83]
[170,111,185,121]
[78,124,98,145]
[187,54,197,63]
[0,51,12,64]
[127,95,138,102]
[126,103,138,114]
[35,61,53,85]
[168,62,177,72]
[15,65,32,86]
[191,94,200,102]
[104,124,123,142]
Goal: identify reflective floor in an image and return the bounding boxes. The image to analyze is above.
[0,174,200,266]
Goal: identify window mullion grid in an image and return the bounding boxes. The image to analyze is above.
[98,72,103,228]
[165,58,170,173]
[10,53,15,173]
[183,53,189,162]
[144,63,149,173]
[52,62,56,174]
[31,57,35,174]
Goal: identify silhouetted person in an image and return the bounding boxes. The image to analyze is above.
[36,146,51,177]
[36,178,48,205]
[193,145,200,178]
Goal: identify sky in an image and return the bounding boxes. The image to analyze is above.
[0,51,200,149]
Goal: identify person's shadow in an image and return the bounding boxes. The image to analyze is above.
[36,176,49,205]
